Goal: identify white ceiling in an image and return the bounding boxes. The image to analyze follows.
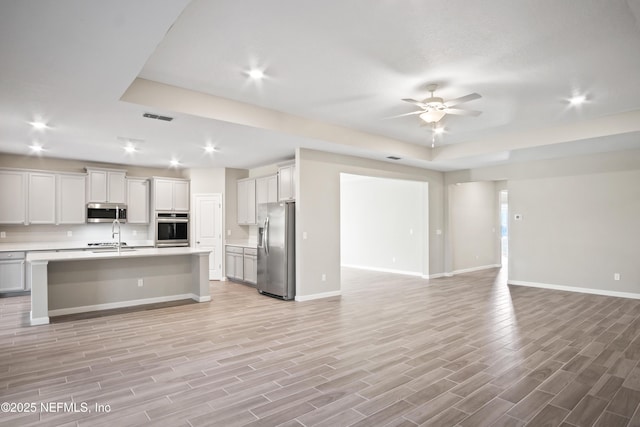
[2,0,640,172]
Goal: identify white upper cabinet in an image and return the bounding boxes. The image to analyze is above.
[237,178,256,225]
[0,170,27,224]
[152,178,190,212]
[57,173,86,224]
[28,172,56,224]
[278,164,295,201]
[126,178,149,224]
[256,174,278,207]
[86,168,126,204]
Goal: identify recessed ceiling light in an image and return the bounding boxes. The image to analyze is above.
[433,127,445,135]
[30,121,48,130]
[29,144,44,153]
[204,145,217,154]
[124,145,137,154]
[169,159,180,167]
[569,94,587,106]
[248,68,265,79]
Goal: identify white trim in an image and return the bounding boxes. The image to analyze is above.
[427,273,449,279]
[192,294,211,303]
[295,290,341,301]
[30,313,49,326]
[48,293,200,317]
[508,280,640,300]
[451,264,501,275]
[341,264,423,277]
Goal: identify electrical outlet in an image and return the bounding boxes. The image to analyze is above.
[303,231,308,240]
[227,230,231,236]
[0,231,5,239]
[614,273,621,281]
[392,257,396,263]
[436,229,442,235]
[409,228,414,235]
[138,278,144,287]
[321,274,326,281]
[67,230,73,237]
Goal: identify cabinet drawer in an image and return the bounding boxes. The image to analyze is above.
[244,247,257,256]
[226,246,244,254]
[0,252,25,260]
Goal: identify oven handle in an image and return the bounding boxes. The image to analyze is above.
[156,218,189,223]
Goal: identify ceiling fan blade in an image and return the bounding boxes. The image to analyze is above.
[401,98,427,108]
[386,110,425,119]
[443,108,482,117]
[445,93,481,107]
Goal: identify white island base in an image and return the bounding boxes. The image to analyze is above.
[27,248,211,326]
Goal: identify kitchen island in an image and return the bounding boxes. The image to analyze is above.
[27,247,211,326]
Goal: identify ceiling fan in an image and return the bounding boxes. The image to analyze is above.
[400,84,482,124]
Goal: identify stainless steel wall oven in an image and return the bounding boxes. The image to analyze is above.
[155,212,189,247]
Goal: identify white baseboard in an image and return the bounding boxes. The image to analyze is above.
[30,313,50,326]
[451,264,501,275]
[295,290,341,302]
[508,280,640,300]
[427,273,449,279]
[192,294,211,302]
[48,293,202,317]
[341,264,425,277]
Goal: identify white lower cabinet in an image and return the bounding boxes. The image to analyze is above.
[225,245,257,285]
[0,252,25,292]
[225,246,244,281]
[243,248,257,285]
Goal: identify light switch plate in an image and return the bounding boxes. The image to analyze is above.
[0,231,5,239]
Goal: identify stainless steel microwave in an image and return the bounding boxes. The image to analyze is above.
[86,203,127,223]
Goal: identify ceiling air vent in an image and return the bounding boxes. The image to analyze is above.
[143,113,174,122]
[387,156,401,160]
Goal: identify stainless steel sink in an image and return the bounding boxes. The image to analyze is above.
[91,248,136,253]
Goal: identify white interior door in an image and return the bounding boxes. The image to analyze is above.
[193,194,222,280]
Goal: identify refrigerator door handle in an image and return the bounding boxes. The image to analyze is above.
[264,216,269,255]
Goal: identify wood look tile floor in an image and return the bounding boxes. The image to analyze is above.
[1,267,640,426]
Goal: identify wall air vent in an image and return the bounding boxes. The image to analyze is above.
[143,113,174,122]
[387,156,401,160]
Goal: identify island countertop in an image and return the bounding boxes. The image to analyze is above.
[27,247,210,263]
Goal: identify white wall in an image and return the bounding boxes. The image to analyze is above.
[445,148,640,297]
[340,174,427,276]
[296,149,444,299]
[448,181,500,273]
[509,170,640,294]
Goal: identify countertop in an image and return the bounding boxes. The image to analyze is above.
[26,247,211,263]
[0,240,155,252]
[225,241,258,249]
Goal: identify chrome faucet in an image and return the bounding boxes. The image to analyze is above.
[111,205,122,254]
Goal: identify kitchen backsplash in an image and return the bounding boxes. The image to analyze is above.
[0,224,151,244]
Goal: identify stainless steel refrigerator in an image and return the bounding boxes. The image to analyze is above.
[257,201,295,300]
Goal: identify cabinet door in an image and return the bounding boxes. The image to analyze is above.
[28,172,56,224]
[0,261,25,292]
[173,180,190,212]
[108,171,126,204]
[256,177,269,207]
[267,175,278,203]
[57,174,86,224]
[237,180,248,224]
[154,179,174,211]
[244,255,257,285]
[0,171,26,224]
[87,170,107,202]
[126,179,149,224]
[246,179,256,225]
[278,165,295,201]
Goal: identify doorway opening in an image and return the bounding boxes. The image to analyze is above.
[339,174,429,278]
[499,190,508,267]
